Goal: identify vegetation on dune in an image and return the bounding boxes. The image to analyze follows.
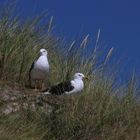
[0,3,140,140]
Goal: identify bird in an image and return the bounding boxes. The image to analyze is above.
[43,73,88,95]
[29,48,49,91]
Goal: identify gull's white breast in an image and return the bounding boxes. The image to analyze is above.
[31,55,49,80]
[65,79,84,94]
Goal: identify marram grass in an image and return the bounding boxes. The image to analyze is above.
[0,6,140,140]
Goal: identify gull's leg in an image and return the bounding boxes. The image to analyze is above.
[41,80,45,91]
[37,80,43,92]
[35,80,40,92]
[39,80,44,91]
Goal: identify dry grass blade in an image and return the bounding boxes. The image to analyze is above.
[48,16,53,33]
[104,47,114,65]
[93,29,100,53]
[68,40,76,52]
[80,34,89,48]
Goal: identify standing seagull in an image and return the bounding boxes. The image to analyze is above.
[43,73,88,95]
[29,48,49,91]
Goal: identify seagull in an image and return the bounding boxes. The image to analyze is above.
[29,48,49,91]
[43,73,88,95]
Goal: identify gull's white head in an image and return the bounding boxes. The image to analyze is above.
[74,73,85,80]
[40,48,48,56]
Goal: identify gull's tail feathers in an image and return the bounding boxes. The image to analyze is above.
[43,91,51,95]
[42,88,51,95]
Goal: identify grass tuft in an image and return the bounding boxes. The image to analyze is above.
[0,2,140,140]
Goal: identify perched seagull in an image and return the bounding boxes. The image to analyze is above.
[43,73,88,95]
[29,48,49,91]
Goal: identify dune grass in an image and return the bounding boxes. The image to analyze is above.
[0,3,140,140]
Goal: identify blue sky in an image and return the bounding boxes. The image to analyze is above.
[0,0,140,77]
